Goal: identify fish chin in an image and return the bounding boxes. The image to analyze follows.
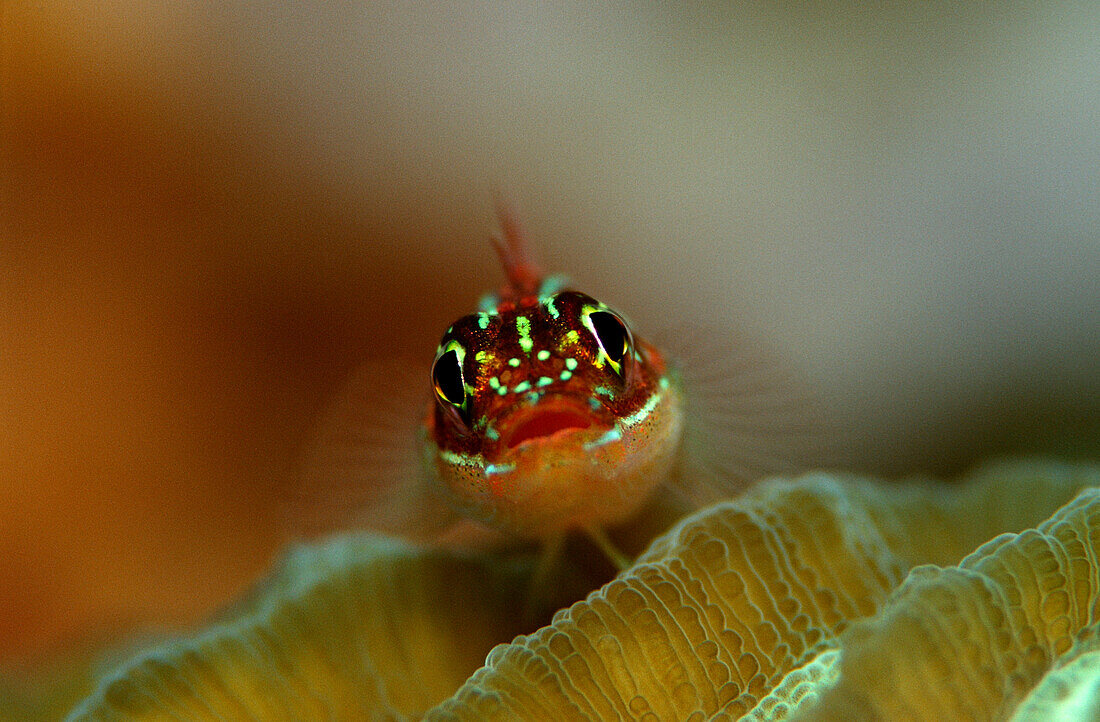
[476,422,676,537]
[477,440,650,536]
[433,385,685,538]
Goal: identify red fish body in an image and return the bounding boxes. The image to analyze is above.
[424,215,683,537]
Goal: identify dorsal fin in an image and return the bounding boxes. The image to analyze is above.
[490,201,543,302]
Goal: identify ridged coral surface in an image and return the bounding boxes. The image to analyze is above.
[66,538,532,721]
[801,485,1100,721]
[67,461,1100,721]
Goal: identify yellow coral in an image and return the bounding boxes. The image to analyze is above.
[66,461,1100,721]
[1009,626,1100,720]
[801,486,1100,720]
[67,538,534,721]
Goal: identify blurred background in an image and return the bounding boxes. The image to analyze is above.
[3,0,1099,691]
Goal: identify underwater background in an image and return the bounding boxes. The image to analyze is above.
[4,3,1100,719]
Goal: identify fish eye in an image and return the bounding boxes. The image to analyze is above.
[432,348,466,407]
[587,309,633,376]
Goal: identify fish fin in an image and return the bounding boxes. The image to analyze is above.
[287,359,493,546]
[521,532,567,626]
[656,325,838,505]
[583,526,632,571]
[490,197,543,299]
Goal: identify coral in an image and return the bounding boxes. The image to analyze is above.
[799,484,1100,720]
[66,460,1100,721]
[66,537,535,721]
[1008,626,1100,720]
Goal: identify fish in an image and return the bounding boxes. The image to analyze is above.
[424,210,684,548]
[294,206,822,564]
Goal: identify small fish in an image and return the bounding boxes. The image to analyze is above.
[296,207,821,563]
[424,210,683,551]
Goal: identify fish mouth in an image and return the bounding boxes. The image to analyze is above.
[502,399,598,449]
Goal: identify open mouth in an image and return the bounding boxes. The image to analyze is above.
[504,405,595,449]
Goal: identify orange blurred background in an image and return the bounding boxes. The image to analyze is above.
[3,2,1099,674]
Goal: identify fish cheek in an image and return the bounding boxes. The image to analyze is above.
[425,452,489,523]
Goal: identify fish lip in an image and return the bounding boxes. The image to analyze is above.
[499,397,605,450]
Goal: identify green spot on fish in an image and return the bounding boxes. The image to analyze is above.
[513,380,531,393]
[508,358,521,368]
[564,357,578,371]
[584,427,622,451]
[477,313,491,330]
[537,349,551,361]
[559,370,573,381]
[622,388,662,426]
[537,376,553,387]
[537,276,566,297]
[440,449,474,466]
[476,293,500,314]
[516,316,533,353]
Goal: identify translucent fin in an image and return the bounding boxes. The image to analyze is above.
[288,359,497,547]
[490,199,543,300]
[583,526,631,571]
[521,532,566,626]
[657,325,838,505]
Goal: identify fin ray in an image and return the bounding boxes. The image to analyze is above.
[288,359,468,544]
[656,325,838,505]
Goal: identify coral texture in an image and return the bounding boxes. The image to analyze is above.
[67,538,532,721]
[67,460,1100,721]
[800,485,1100,720]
